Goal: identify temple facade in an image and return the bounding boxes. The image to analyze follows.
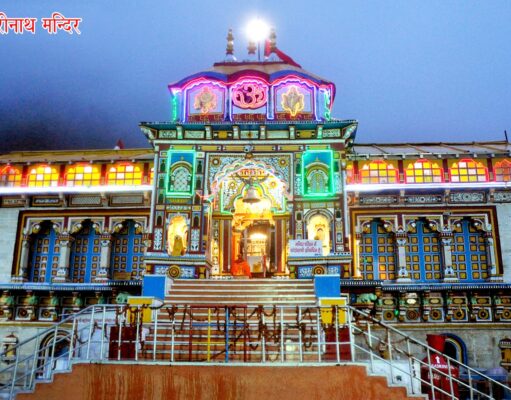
[0,35,510,371]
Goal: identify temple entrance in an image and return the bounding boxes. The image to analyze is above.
[208,159,290,278]
[231,193,275,278]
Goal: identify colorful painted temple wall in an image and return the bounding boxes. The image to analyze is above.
[0,56,510,372]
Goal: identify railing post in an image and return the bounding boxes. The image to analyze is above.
[334,305,340,364]
[367,322,374,373]
[86,306,96,360]
[68,313,77,364]
[447,356,454,399]
[316,307,322,362]
[347,306,355,362]
[153,306,158,362]
[135,305,141,361]
[468,366,473,400]
[29,333,42,390]
[387,329,394,383]
[170,308,175,363]
[427,348,436,400]
[261,310,266,363]
[48,325,59,378]
[9,347,21,398]
[117,311,123,361]
[298,306,303,363]
[406,339,416,394]
[99,305,107,361]
[280,306,284,362]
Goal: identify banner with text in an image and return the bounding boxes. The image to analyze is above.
[289,240,323,257]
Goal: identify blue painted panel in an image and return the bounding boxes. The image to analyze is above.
[314,275,340,298]
[142,274,167,300]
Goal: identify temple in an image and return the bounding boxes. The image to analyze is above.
[0,29,510,396]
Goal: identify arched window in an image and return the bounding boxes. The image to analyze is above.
[27,165,59,187]
[359,219,396,280]
[405,159,443,183]
[359,160,398,184]
[306,213,331,256]
[307,169,328,193]
[29,221,60,283]
[110,220,145,280]
[107,163,142,185]
[494,160,511,182]
[406,219,442,281]
[0,166,22,187]
[70,220,101,283]
[65,164,101,186]
[451,218,488,281]
[172,166,192,192]
[449,159,488,182]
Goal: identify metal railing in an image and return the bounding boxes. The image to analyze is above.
[0,303,508,399]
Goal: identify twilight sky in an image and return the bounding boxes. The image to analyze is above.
[1,1,510,151]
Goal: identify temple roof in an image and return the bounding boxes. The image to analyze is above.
[350,140,511,158]
[0,148,153,164]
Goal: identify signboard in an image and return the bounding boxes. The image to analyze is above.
[289,240,323,257]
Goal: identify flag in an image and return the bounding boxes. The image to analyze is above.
[114,139,125,150]
[264,40,302,68]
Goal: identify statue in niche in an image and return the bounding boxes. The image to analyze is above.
[171,235,185,256]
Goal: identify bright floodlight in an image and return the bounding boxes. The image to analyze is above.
[246,18,270,42]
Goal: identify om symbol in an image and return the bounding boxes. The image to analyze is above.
[232,82,267,109]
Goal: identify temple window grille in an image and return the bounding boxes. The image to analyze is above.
[171,166,192,192]
[307,169,328,193]
[29,222,60,283]
[110,220,145,279]
[359,219,397,280]
[449,159,488,183]
[359,160,398,184]
[0,166,22,187]
[405,159,443,183]
[65,164,101,186]
[451,219,488,281]
[107,164,142,185]
[70,221,101,283]
[406,219,442,281]
[494,160,511,182]
[27,165,59,187]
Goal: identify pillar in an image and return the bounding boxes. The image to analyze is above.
[396,237,411,282]
[274,217,287,275]
[221,219,232,274]
[485,235,501,281]
[14,235,31,282]
[95,234,113,282]
[53,234,74,283]
[441,235,457,282]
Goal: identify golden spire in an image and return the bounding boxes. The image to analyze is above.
[226,28,234,56]
[269,28,277,53]
[247,40,256,55]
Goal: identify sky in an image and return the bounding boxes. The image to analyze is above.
[1,1,510,151]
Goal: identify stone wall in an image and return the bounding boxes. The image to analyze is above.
[496,203,511,282]
[0,209,19,283]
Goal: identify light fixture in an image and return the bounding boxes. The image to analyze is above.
[246,18,270,43]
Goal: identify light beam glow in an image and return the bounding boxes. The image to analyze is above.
[246,18,270,43]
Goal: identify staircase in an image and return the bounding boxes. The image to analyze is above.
[1,280,509,399]
[142,279,320,362]
[165,278,317,305]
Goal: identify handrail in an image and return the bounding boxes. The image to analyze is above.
[346,305,509,392]
[0,303,507,400]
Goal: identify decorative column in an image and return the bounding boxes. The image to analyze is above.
[274,217,287,275]
[440,233,457,282]
[220,218,232,275]
[95,234,113,282]
[13,235,31,283]
[396,233,411,282]
[352,231,362,279]
[485,234,501,281]
[53,233,73,283]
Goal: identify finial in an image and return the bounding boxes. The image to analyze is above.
[225,28,236,62]
[247,40,256,56]
[269,28,277,53]
[265,28,281,62]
